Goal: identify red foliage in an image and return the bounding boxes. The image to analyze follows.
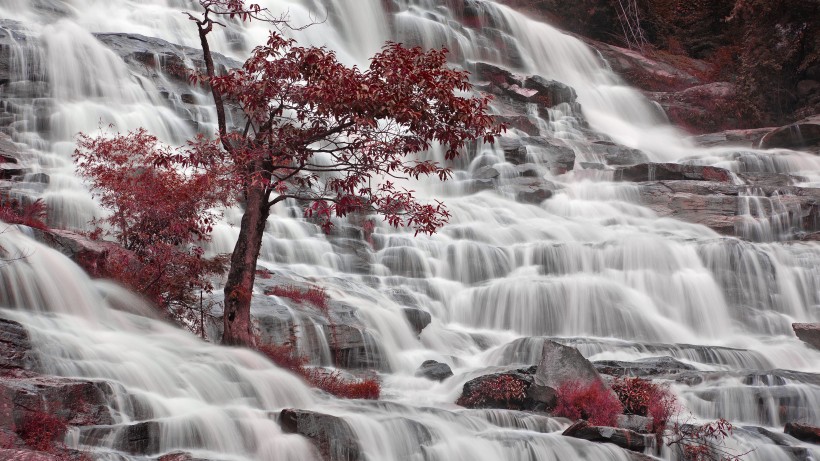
[257,342,379,399]
[456,374,528,409]
[18,410,67,452]
[265,285,328,312]
[78,0,501,346]
[612,377,678,433]
[554,381,624,427]
[667,418,748,461]
[302,368,381,400]
[0,198,48,230]
[74,130,229,320]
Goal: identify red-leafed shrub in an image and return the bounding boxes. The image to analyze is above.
[257,343,308,374]
[18,410,68,452]
[303,368,381,400]
[553,381,624,427]
[457,374,528,409]
[666,418,749,461]
[265,285,328,312]
[612,377,678,433]
[0,198,48,230]
[257,341,379,400]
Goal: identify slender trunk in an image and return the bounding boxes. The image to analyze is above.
[222,183,269,346]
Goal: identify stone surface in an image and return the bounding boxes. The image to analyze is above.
[761,115,820,149]
[594,356,696,378]
[792,323,820,349]
[562,420,650,452]
[457,367,552,411]
[402,308,432,336]
[279,409,360,461]
[613,163,733,183]
[534,340,603,390]
[784,422,820,444]
[414,360,453,382]
[616,414,654,434]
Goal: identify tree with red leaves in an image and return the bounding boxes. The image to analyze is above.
[75,0,500,346]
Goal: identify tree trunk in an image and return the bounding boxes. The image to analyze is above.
[222,184,269,346]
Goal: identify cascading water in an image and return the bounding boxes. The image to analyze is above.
[0,0,819,460]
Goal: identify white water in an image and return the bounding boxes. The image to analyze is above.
[1,0,819,460]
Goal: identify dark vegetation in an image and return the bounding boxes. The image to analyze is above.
[504,0,820,127]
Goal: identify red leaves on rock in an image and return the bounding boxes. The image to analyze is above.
[0,198,48,230]
[257,343,380,400]
[554,381,623,427]
[18,410,67,453]
[456,374,528,409]
[612,376,678,433]
[264,285,328,312]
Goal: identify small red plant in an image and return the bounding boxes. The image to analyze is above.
[265,285,328,312]
[612,376,677,433]
[257,340,379,400]
[666,418,750,461]
[553,381,624,426]
[303,368,381,400]
[456,374,528,409]
[18,410,68,452]
[0,198,48,230]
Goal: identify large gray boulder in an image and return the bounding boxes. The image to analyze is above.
[279,409,360,461]
[534,340,603,390]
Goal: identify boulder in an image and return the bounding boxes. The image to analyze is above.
[457,368,552,410]
[761,115,820,149]
[784,422,820,444]
[792,323,820,349]
[562,420,650,452]
[616,414,654,434]
[415,360,453,382]
[0,449,63,461]
[279,409,360,461]
[402,308,432,336]
[613,163,733,183]
[0,317,36,371]
[534,340,603,390]
[594,356,695,378]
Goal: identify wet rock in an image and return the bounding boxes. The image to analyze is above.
[784,422,820,444]
[562,420,650,452]
[649,82,742,134]
[761,115,820,149]
[594,356,695,378]
[0,449,63,461]
[0,317,36,371]
[691,127,774,148]
[415,360,453,382]
[473,166,500,180]
[81,421,161,455]
[402,308,432,336]
[279,409,360,461]
[588,141,649,166]
[457,367,552,410]
[523,75,577,107]
[29,228,124,278]
[792,323,820,349]
[494,115,540,136]
[616,414,654,434]
[534,340,603,390]
[614,163,733,183]
[504,177,561,204]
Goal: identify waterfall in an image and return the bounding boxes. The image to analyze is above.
[1,0,819,460]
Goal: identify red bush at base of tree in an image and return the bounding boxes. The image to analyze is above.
[553,381,624,427]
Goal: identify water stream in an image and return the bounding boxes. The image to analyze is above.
[0,1,819,460]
